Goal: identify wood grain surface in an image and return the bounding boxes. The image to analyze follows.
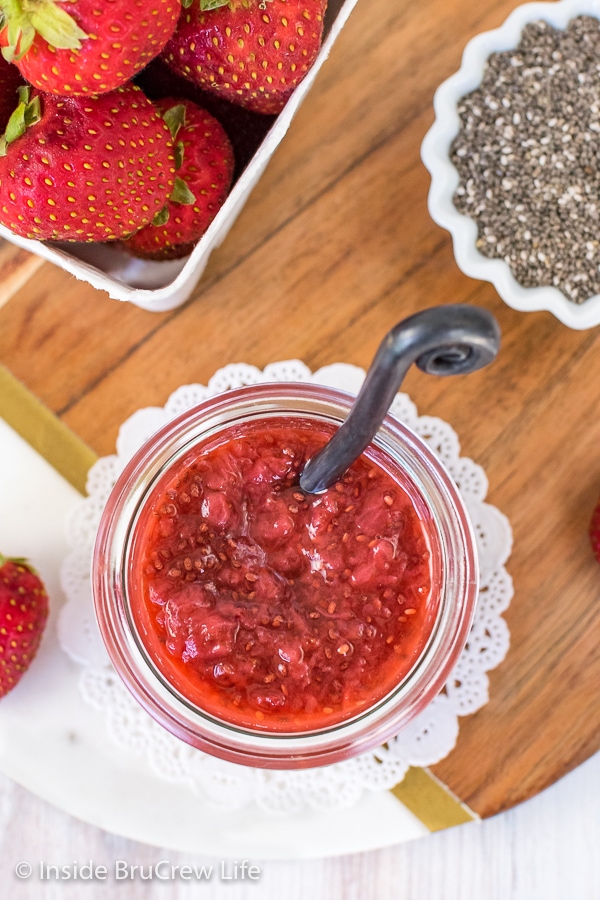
[0,0,598,820]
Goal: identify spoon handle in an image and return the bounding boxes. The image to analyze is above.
[299,304,500,494]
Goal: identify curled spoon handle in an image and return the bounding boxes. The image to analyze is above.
[299,305,500,494]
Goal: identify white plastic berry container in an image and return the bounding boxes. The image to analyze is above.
[0,0,358,312]
[421,0,600,330]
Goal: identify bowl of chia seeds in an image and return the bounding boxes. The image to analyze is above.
[421,0,600,330]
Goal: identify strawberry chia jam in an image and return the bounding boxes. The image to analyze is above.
[94,384,478,767]
[129,417,437,732]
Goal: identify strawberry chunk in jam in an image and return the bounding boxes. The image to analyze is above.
[131,417,437,732]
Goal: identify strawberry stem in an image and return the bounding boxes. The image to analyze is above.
[173,140,184,170]
[171,176,196,205]
[0,0,88,61]
[199,0,230,10]
[0,553,34,570]
[152,206,170,227]
[162,103,186,142]
[0,85,41,156]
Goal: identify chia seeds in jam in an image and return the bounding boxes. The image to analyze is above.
[130,417,437,732]
[451,16,600,304]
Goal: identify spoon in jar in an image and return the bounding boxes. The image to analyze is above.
[299,304,500,494]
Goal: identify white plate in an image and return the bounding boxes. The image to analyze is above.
[421,0,600,330]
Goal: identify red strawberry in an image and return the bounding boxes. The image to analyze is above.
[0,554,49,698]
[590,498,600,563]
[162,0,328,115]
[0,0,182,96]
[122,97,234,260]
[0,83,176,243]
[0,52,23,131]
[135,56,277,176]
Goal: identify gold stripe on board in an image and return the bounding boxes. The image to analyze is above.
[390,767,478,831]
[0,365,97,496]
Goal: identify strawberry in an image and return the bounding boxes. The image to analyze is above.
[590,498,600,563]
[0,554,49,698]
[0,52,24,132]
[0,83,176,243]
[0,0,182,96]
[122,97,234,260]
[136,56,277,176]
[162,0,328,115]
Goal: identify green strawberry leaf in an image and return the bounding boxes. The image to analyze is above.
[162,103,186,142]
[29,0,88,50]
[173,140,185,171]
[152,206,170,227]
[15,83,30,105]
[0,0,87,57]
[4,106,27,146]
[171,177,196,205]
[24,92,41,127]
[3,18,35,61]
[199,0,230,10]
[0,85,41,156]
[0,554,29,567]
[0,554,38,576]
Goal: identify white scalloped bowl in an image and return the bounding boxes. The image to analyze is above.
[421,0,600,330]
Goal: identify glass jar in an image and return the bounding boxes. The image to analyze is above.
[92,383,478,768]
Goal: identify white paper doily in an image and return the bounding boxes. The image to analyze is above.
[58,361,513,817]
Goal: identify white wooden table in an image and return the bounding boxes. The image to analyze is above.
[0,750,598,899]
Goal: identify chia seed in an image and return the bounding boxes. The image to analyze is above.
[451,15,600,304]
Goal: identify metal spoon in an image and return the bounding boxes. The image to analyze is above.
[299,304,500,494]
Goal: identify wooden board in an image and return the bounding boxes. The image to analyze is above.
[0,0,598,821]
